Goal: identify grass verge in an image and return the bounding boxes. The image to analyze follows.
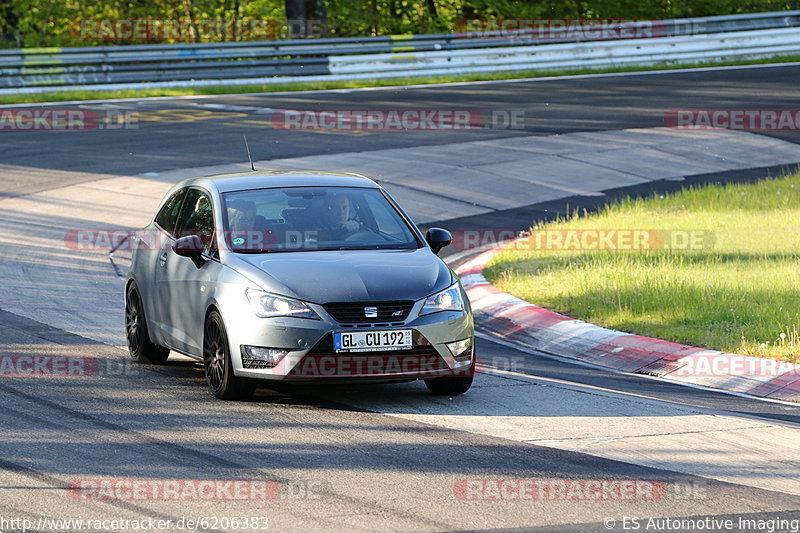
[2,54,800,105]
[483,170,800,362]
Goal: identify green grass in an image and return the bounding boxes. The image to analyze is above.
[484,171,800,362]
[3,53,800,105]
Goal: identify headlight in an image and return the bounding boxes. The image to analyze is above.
[420,283,464,316]
[246,288,319,319]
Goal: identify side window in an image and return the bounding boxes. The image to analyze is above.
[154,189,187,236]
[175,189,216,254]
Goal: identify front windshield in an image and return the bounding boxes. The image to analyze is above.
[221,186,422,253]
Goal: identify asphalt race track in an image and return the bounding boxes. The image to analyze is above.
[4,63,800,198]
[1,65,800,532]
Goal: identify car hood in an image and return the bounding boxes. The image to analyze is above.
[229,248,453,303]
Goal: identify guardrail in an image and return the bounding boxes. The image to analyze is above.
[1,10,799,94]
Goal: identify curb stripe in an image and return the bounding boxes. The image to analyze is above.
[456,245,800,403]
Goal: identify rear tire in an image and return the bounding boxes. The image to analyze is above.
[203,310,256,400]
[125,282,170,364]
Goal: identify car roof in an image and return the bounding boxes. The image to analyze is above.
[184,170,381,193]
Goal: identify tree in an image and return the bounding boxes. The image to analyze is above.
[0,0,19,46]
[285,0,326,37]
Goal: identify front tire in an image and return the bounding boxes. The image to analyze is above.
[425,358,475,396]
[125,282,170,364]
[425,375,473,396]
[203,310,256,400]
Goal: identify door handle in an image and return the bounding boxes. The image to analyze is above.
[159,252,168,265]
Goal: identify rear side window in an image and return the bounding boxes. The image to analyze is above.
[154,189,187,236]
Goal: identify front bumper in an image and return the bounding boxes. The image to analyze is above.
[224,298,474,381]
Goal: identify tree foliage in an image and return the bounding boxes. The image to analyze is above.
[0,0,792,48]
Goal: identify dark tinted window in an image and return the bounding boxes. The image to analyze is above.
[175,188,216,254]
[154,189,187,236]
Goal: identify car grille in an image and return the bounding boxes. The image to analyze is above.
[323,301,414,324]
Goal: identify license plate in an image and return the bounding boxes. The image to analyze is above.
[334,330,413,353]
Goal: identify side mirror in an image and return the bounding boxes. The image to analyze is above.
[173,235,206,268]
[425,228,452,255]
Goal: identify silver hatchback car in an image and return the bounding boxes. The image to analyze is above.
[125,171,474,400]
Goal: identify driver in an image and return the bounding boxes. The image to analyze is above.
[226,200,261,249]
[318,193,361,241]
[227,200,257,232]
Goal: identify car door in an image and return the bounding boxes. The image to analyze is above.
[154,187,223,356]
[142,187,187,345]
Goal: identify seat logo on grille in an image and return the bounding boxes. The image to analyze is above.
[364,306,378,318]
